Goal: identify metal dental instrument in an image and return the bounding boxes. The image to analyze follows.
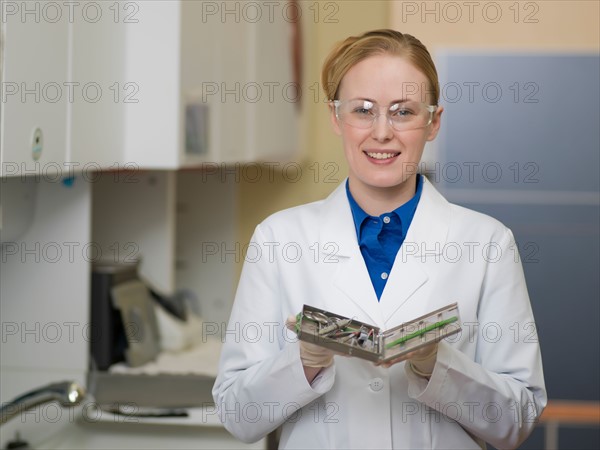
[303,310,330,325]
[318,318,353,336]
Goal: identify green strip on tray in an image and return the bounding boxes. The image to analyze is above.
[385,316,459,349]
[295,312,303,334]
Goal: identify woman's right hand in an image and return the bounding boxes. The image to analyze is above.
[285,316,335,370]
[297,339,335,368]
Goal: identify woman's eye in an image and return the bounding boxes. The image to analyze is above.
[352,107,372,115]
[392,108,414,117]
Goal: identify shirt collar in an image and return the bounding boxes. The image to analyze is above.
[346,174,424,239]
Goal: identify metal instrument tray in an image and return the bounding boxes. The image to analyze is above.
[296,303,461,363]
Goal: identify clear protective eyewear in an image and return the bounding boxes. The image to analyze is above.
[332,99,437,132]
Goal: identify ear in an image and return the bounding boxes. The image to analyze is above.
[329,102,342,136]
[426,106,443,141]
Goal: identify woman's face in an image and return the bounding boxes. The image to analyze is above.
[330,54,443,197]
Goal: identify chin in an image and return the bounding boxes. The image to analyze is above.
[360,174,408,190]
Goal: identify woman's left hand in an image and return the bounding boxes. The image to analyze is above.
[377,343,439,378]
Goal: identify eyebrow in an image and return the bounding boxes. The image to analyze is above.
[354,97,411,105]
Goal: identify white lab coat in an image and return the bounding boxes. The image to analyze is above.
[213,177,546,450]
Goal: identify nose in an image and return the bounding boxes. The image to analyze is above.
[371,113,393,141]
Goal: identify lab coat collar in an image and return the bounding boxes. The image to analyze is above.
[318,177,451,327]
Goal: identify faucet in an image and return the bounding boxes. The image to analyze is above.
[0,381,86,425]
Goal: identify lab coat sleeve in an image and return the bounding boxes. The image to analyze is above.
[405,228,547,450]
[212,224,335,443]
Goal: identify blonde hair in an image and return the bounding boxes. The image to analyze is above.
[321,29,439,105]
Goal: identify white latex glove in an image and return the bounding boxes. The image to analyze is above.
[407,343,438,378]
[286,315,335,368]
[378,342,439,379]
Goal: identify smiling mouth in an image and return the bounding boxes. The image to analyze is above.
[364,151,400,160]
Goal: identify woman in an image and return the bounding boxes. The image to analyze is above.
[213,29,546,449]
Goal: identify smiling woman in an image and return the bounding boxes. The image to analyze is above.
[213,29,546,450]
[328,53,442,215]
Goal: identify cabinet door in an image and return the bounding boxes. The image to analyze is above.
[1,5,69,177]
[69,9,128,170]
[249,17,298,161]
[213,18,250,163]
[180,0,219,165]
[123,0,181,169]
[180,6,298,165]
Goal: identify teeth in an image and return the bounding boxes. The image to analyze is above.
[366,152,397,160]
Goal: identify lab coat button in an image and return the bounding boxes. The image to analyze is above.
[370,378,384,391]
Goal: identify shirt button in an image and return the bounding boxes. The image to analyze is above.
[383,216,391,224]
[381,272,388,280]
[370,378,384,391]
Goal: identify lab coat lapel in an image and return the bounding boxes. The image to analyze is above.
[319,183,385,327]
[379,177,451,326]
[378,249,429,327]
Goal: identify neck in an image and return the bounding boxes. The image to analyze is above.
[348,175,418,216]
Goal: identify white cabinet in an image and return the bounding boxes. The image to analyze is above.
[1,1,299,177]
[0,4,69,177]
[125,0,298,168]
[0,1,129,177]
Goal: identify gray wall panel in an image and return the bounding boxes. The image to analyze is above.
[434,52,599,449]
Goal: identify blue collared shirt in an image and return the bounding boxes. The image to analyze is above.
[346,175,423,300]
